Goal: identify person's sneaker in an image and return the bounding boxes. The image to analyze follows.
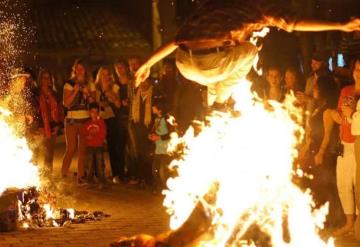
[112,176,120,184]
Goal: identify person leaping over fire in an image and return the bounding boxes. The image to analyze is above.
[111,1,360,246]
[135,0,360,111]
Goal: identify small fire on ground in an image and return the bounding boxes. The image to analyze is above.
[0,107,109,232]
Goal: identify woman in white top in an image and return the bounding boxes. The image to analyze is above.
[62,59,95,183]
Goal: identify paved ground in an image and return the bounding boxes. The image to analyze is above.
[0,138,359,247]
[0,184,169,247]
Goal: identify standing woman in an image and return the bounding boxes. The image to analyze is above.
[334,58,360,236]
[38,69,63,175]
[299,75,340,227]
[319,58,360,236]
[62,59,95,183]
[95,66,124,183]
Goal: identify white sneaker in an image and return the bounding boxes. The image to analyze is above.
[112,176,120,184]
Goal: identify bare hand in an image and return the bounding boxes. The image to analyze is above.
[148,133,160,141]
[73,84,81,93]
[135,64,150,88]
[343,18,360,32]
[105,91,115,102]
[122,100,128,107]
[81,86,90,96]
[341,105,354,118]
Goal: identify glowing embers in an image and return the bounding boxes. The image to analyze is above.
[16,187,110,230]
[163,81,333,246]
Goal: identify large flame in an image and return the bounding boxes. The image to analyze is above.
[0,107,40,195]
[163,80,333,246]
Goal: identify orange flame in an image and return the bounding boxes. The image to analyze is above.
[163,80,333,246]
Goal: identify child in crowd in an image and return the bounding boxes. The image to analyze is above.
[148,97,174,194]
[84,102,107,189]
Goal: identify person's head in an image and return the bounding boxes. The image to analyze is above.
[152,97,168,117]
[37,68,54,93]
[284,67,302,91]
[88,102,100,120]
[128,56,142,76]
[70,59,90,83]
[266,66,282,88]
[351,57,360,86]
[313,75,338,108]
[114,59,128,78]
[160,60,175,79]
[311,51,328,73]
[140,78,152,92]
[95,66,114,89]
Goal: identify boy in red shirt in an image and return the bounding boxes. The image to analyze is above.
[84,102,107,188]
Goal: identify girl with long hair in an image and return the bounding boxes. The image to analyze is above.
[62,59,95,183]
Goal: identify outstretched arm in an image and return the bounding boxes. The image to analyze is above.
[264,16,360,33]
[135,41,178,87]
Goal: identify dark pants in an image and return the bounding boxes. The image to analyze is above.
[126,121,138,178]
[117,116,128,178]
[152,154,171,190]
[132,122,153,183]
[105,118,125,178]
[86,146,105,183]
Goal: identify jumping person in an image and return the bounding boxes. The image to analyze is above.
[135,0,360,108]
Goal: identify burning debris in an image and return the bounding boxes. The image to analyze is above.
[0,107,110,233]
[0,187,110,232]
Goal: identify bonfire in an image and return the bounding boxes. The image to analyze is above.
[112,79,333,247]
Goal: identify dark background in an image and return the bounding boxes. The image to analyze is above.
[1,0,360,82]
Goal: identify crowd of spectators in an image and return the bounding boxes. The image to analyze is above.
[5,50,360,236]
[5,57,206,191]
[252,52,360,236]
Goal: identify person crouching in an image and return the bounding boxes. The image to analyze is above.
[84,102,107,189]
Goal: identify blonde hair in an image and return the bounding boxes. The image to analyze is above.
[95,66,115,85]
[70,59,92,82]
